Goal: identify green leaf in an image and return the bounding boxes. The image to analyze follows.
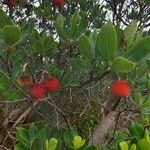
[44,36,58,53]
[14,144,29,150]
[72,12,88,39]
[138,139,150,150]
[63,128,78,147]
[45,64,62,78]
[128,10,138,20]
[95,32,102,59]
[16,127,30,148]
[31,137,44,150]
[124,21,137,49]
[49,128,63,141]
[0,9,13,27]
[135,28,143,43]
[79,35,91,58]
[33,40,45,53]
[114,132,126,150]
[0,73,23,101]
[55,14,68,42]
[130,144,136,150]
[89,30,98,59]
[119,141,128,150]
[16,22,34,46]
[31,28,41,41]
[115,26,124,50]
[99,21,117,62]
[147,60,150,69]
[72,136,85,149]
[70,128,78,138]
[111,57,135,73]
[144,129,150,142]
[79,35,95,59]
[63,129,73,147]
[0,38,5,48]
[30,125,51,149]
[28,125,39,141]
[127,36,150,62]
[70,12,81,39]
[2,25,21,46]
[45,138,58,150]
[69,58,90,74]
[129,123,145,139]
[102,144,111,150]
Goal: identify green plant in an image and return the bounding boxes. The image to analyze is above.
[0,1,149,149]
[15,122,96,150]
[102,123,150,150]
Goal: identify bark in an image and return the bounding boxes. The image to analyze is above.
[89,111,119,148]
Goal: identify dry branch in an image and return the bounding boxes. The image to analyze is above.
[89,111,119,148]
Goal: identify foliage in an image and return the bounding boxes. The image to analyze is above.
[14,122,96,150]
[102,123,150,150]
[0,9,149,101]
[0,0,149,150]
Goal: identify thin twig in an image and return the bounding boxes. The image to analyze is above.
[10,101,37,130]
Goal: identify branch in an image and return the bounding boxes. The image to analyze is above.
[89,111,119,148]
[80,68,111,88]
[106,0,129,26]
[10,101,38,130]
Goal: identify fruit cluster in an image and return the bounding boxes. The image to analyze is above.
[29,78,60,100]
[17,75,60,100]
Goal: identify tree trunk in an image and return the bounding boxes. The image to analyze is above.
[89,111,119,148]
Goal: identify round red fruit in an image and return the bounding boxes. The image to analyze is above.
[111,80,130,97]
[7,0,16,7]
[43,78,60,92]
[28,83,46,100]
[51,0,64,6]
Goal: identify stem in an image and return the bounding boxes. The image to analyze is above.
[80,68,111,88]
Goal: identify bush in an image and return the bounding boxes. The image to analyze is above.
[0,0,149,149]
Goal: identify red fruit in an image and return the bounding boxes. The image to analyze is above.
[28,83,46,100]
[7,0,16,7]
[51,0,64,6]
[111,80,130,97]
[43,78,60,92]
